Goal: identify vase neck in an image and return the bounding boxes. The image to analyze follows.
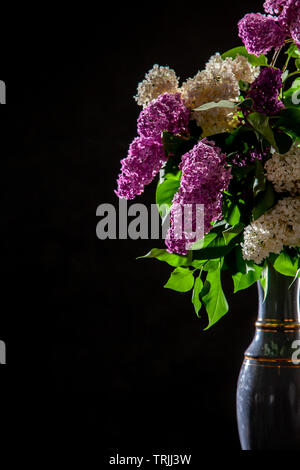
[257,263,300,322]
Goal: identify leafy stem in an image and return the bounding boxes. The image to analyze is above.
[287,70,300,79]
[282,54,291,73]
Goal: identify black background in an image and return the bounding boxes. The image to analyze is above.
[1,0,265,459]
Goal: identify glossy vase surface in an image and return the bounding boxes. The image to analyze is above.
[236,264,300,450]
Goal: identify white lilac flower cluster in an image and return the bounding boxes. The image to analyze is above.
[264,143,300,195]
[242,144,300,263]
[134,54,258,136]
[242,197,300,264]
[134,64,179,108]
[181,54,258,136]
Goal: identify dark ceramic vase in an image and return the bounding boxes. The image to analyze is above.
[236,263,300,450]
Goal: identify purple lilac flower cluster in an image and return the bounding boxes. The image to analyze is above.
[231,147,268,167]
[247,67,284,116]
[264,0,289,14]
[115,93,190,200]
[238,0,300,56]
[137,93,190,138]
[238,13,287,56]
[115,93,190,199]
[165,140,232,255]
[279,0,300,46]
[115,137,166,199]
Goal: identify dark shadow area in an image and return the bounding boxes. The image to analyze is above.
[1,0,263,455]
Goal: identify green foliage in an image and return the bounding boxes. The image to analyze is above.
[259,261,269,301]
[137,248,190,267]
[252,182,276,220]
[283,77,300,109]
[221,46,268,66]
[135,46,300,330]
[156,178,180,217]
[202,259,221,272]
[192,230,241,261]
[191,232,218,251]
[247,112,278,151]
[192,274,203,316]
[251,160,276,220]
[285,43,300,59]
[164,267,195,292]
[274,129,294,154]
[162,131,197,158]
[232,262,263,293]
[202,265,229,329]
[253,160,266,197]
[222,223,245,245]
[272,252,300,277]
[193,100,239,111]
[224,200,241,226]
[276,108,300,139]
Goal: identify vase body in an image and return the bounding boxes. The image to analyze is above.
[236,264,300,450]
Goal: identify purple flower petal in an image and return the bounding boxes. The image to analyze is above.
[248,67,285,116]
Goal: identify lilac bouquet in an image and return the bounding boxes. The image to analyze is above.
[115,0,300,328]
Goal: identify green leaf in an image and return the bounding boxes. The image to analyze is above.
[164,267,195,292]
[222,223,245,245]
[192,274,203,316]
[274,129,294,154]
[138,248,189,267]
[193,235,233,262]
[222,194,242,226]
[193,100,238,111]
[202,266,229,329]
[156,178,180,217]
[193,233,240,261]
[221,46,268,66]
[191,232,218,251]
[273,252,299,277]
[235,246,247,274]
[202,259,220,272]
[282,70,290,83]
[232,262,263,293]
[283,78,300,109]
[247,112,278,150]
[224,124,257,152]
[225,245,247,275]
[285,43,300,59]
[227,204,241,226]
[276,108,300,138]
[252,182,276,220]
[191,259,207,269]
[253,160,266,197]
[259,261,269,301]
